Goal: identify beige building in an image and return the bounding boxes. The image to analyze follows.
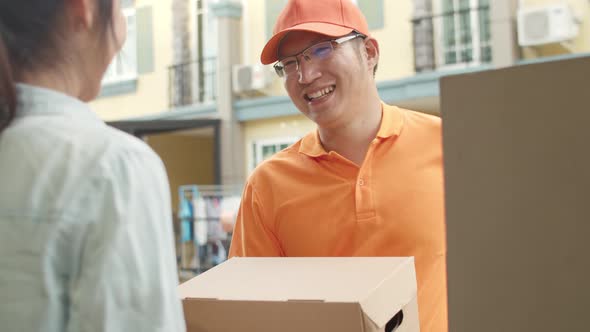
[90,0,590,206]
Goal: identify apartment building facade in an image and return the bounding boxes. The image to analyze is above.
[90,0,590,207]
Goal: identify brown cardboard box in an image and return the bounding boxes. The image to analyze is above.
[441,56,590,331]
[178,257,419,332]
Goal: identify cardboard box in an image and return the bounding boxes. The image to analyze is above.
[441,56,590,331]
[178,257,419,332]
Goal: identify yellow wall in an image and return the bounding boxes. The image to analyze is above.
[243,114,316,175]
[146,133,216,209]
[91,0,173,121]
[242,0,267,67]
[244,0,417,97]
[243,0,287,97]
[373,0,416,82]
[520,0,590,58]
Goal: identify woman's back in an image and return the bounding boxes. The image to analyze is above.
[0,85,185,331]
[0,1,185,329]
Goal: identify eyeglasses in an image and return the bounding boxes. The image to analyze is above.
[273,33,365,78]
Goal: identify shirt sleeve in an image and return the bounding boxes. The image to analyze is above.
[65,147,186,332]
[229,180,284,257]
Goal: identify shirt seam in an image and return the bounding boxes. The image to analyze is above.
[250,181,284,255]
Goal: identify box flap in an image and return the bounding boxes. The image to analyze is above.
[183,299,365,332]
[178,257,414,303]
[359,257,417,328]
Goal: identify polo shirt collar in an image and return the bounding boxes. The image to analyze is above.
[299,102,404,158]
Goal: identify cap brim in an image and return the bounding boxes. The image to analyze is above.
[260,22,354,65]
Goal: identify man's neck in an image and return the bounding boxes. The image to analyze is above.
[318,98,382,166]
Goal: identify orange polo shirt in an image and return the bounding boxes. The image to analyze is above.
[229,103,447,332]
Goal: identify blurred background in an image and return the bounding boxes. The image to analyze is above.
[91,0,590,281]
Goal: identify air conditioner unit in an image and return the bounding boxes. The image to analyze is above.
[517,3,579,47]
[232,64,273,94]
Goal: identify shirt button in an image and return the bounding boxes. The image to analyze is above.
[358,178,365,186]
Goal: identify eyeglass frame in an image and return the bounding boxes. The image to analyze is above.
[273,32,366,78]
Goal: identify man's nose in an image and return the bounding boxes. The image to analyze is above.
[297,58,321,84]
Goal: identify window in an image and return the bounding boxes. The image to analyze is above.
[357,0,384,30]
[192,0,218,103]
[437,0,491,68]
[252,137,299,170]
[102,8,137,84]
[412,0,436,72]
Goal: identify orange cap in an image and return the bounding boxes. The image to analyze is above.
[260,0,370,65]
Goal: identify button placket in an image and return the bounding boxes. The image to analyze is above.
[355,143,378,221]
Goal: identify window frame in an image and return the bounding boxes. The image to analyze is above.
[251,137,299,171]
[191,0,218,104]
[434,0,491,70]
[102,7,138,85]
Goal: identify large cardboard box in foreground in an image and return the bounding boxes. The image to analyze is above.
[178,257,419,332]
[442,55,590,331]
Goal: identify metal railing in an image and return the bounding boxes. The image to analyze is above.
[168,56,217,108]
[412,5,491,72]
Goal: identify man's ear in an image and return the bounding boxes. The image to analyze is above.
[66,0,96,30]
[363,37,380,74]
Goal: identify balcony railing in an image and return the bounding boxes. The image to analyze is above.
[412,4,491,72]
[168,56,217,108]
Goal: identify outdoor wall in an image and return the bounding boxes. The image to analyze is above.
[146,133,216,209]
[238,0,282,97]
[91,0,173,121]
[373,0,416,82]
[241,0,266,67]
[520,0,590,58]
[242,114,315,175]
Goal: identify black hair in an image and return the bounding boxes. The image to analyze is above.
[0,0,115,133]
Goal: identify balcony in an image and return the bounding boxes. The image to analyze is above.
[412,3,492,73]
[168,57,217,108]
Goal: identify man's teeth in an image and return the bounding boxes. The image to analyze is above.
[307,86,334,100]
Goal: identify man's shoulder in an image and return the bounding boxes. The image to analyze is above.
[384,104,441,133]
[395,106,441,125]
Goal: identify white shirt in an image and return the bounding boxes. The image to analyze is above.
[0,84,186,332]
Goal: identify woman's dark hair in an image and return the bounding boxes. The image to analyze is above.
[0,0,115,133]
